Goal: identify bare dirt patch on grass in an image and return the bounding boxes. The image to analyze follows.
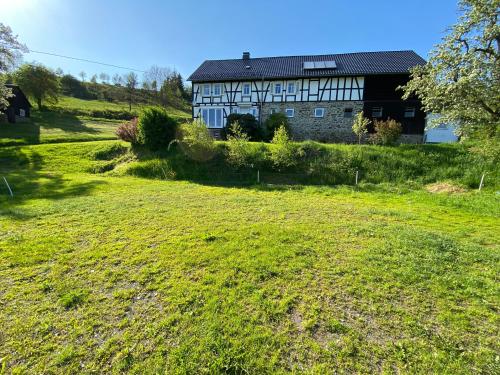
[425,182,468,194]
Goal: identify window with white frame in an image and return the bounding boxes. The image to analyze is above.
[314,108,325,118]
[242,83,251,96]
[404,107,415,118]
[287,82,296,94]
[201,108,224,128]
[372,106,383,118]
[213,83,222,96]
[202,84,211,96]
[285,108,294,118]
[270,108,278,114]
[274,83,282,95]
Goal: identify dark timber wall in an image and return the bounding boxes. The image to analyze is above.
[363,74,425,135]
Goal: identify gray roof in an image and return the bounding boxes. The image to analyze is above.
[188,50,426,82]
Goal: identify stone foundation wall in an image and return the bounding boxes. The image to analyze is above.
[261,101,363,142]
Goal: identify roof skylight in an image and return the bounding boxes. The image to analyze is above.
[303,60,337,70]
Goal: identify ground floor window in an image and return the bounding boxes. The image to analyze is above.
[201,108,223,128]
[314,108,325,118]
[344,108,353,118]
[285,108,294,118]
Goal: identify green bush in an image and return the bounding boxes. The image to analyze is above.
[269,125,297,169]
[370,118,402,145]
[264,112,289,141]
[137,106,177,150]
[226,122,254,168]
[176,118,216,161]
[225,113,262,141]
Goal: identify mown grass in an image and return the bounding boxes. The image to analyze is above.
[0,141,498,373]
[0,96,191,146]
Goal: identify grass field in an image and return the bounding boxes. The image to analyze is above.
[0,96,191,146]
[0,141,498,373]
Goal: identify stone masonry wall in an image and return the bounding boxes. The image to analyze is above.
[261,101,363,142]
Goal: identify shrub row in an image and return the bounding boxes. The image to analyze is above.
[50,106,137,120]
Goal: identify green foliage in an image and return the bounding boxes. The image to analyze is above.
[401,0,500,137]
[137,106,177,150]
[370,118,403,145]
[14,63,60,110]
[270,125,296,169]
[226,122,254,168]
[58,290,87,309]
[264,112,290,140]
[352,111,371,144]
[60,74,91,99]
[176,118,216,161]
[226,113,262,141]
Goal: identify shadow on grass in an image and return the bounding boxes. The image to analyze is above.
[0,148,107,217]
[0,110,102,146]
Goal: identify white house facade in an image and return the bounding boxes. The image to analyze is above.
[188,51,427,142]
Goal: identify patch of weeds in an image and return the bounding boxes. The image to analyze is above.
[40,281,53,293]
[202,233,218,242]
[55,345,78,366]
[58,289,87,309]
[326,318,349,334]
[113,288,136,301]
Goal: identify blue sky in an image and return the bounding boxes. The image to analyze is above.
[2,0,460,83]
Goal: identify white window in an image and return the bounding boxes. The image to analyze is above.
[287,82,296,94]
[202,84,211,96]
[213,83,222,96]
[344,108,353,118]
[404,107,416,118]
[270,108,278,114]
[242,83,251,96]
[372,106,383,118]
[200,108,224,128]
[314,108,325,118]
[285,108,294,118]
[274,83,282,95]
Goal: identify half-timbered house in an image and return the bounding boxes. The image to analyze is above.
[188,50,426,142]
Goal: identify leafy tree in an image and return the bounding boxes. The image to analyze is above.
[264,112,289,141]
[0,23,27,110]
[90,74,98,84]
[176,117,216,161]
[14,63,60,110]
[402,0,499,138]
[55,67,64,77]
[112,73,122,86]
[226,121,253,168]
[60,74,91,98]
[352,111,371,144]
[99,72,109,84]
[226,113,262,140]
[270,125,296,169]
[79,71,86,82]
[125,72,138,111]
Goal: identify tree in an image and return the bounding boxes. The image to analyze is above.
[125,72,138,111]
[55,67,64,77]
[79,71,86,82]
[99,72,109,84]
[401,0,500,138]
[90,74,98,84]
[0,23,28,110]
[143,65,170,92]
[352,111,371,144]
[15,63,60,110]
[112,73,123,86]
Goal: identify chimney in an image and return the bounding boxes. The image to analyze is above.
[242,51,250,60]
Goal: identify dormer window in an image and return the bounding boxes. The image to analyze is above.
[242,83,251,96]
[202,84,211,96]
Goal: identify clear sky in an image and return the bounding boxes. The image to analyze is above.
[2,0,460,83]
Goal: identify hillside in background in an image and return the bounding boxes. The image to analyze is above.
[0,95,191,146]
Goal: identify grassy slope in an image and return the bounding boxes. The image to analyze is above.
[0,141,498,373]
[0,96,190,146]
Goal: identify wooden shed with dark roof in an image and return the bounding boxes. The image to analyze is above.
[3,84,31,123]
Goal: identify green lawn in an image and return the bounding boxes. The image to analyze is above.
[0,96,191,146]
[0,141,498,373]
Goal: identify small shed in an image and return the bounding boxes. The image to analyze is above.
[3,84,31,123]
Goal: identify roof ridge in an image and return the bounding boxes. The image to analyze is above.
[202,50,419,63]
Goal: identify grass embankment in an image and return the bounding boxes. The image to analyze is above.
[0,141,498,373]
[106,141,497,190]
[0,96,190,146]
